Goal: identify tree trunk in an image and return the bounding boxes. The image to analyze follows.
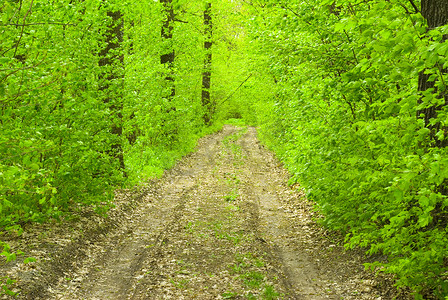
[419,0,448,209]
[160,0,177,144]
[99,10,126,173]
[161,0,175,100]
[202,2,213,125]
[418,0,448,148]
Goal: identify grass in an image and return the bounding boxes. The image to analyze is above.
[1,277,17,296]
[263,285,281,299]
[222,291,238,299]
[227,252,283,299]
[224,118,247,127]
[170,278,189,289]
[224,190,239,202]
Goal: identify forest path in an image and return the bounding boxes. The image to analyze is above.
[9,126,396,299]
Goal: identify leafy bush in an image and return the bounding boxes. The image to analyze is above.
[245,0,448,297]
[0,0,208,231]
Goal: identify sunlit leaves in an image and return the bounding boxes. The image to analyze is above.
[245,0,448,297]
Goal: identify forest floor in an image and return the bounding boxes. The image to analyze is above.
[1,125,412,299]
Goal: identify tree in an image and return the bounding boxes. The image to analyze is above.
[418,0,448,148]
[99,8,126,173]
[161,0,176,100]
[240,0,448,296]
[202,2,213,125]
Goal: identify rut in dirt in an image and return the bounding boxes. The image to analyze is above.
[26,126,390,300]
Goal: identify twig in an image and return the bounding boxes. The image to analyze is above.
[0,22,75,26]
[220,74,252,105]
[408,0,420,14]
[1,74,60,104]
[173,19,188,24]
[0,51,47,82]
[282,5,299,17]
[13,0,34,57]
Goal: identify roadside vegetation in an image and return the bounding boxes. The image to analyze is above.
[1,0,448,298]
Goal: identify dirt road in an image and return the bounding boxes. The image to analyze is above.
[3,126,405,299]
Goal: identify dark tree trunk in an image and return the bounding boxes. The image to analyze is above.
[160,0,177,144]
[161,0,175,100]
[202,2,213,125]
[126,19,139,146]
[419,0,448,210]
[421,0,448,29]
[99,10,126,173]
[418,0,448,148]
[128,20,135,55]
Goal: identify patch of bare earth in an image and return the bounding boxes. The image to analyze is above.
[1,125,412,299]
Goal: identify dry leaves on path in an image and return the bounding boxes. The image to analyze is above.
[1,126,410,299]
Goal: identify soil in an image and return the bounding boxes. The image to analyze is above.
[0,125,412,299]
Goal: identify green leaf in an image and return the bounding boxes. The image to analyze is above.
[24,257,37,264]
[0,57,11,64]
[418,214,432,228]
[417,127,430,138]
[419,195,429,208]
[437,43,448,56]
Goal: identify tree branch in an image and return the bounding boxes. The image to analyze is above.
[1,73,60,105]
[0,51,47,82]
[220,74,253,105]
[281,5,299,17]
[173,18,188,24]
[408,0,420,14]
[1,22,75,27]
[13,0,34,57]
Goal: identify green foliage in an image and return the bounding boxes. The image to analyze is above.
[1,0,126,230]
[0,276,17,297]
[0,0,211,243]
[225,118,247,127]
[3,0,447,297]
[122,0,217,183]
[1,241,22,263]
[240,0,448,297]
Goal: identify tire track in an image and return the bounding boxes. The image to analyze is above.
[24,125,394,300]
[45,127,237,299]
[237,128,337,299]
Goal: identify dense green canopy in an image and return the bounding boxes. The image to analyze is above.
[1,0,447,297]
